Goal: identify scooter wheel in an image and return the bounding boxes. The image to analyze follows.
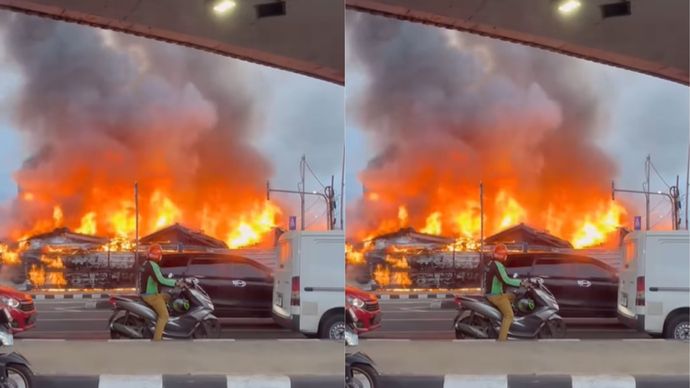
[350,364,379,388]
[7,364,34,388]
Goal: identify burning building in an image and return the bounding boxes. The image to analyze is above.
[346,13,631,254]
[0,11,288,286]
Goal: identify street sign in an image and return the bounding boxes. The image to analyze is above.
[634,216,641,231]
[289,216,297,231]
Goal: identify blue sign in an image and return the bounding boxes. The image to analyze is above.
[634,216,641,231]
[289,216,297,231]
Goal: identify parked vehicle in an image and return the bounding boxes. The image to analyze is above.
[160,253,273,318]
[272,231,345,340]
[0,287,36,334]
[504,252,618,317]
[454,277,565,339]
[108,277,220,339]
[0,303,34,388]
[346,286,381,334]
[617,231,689,340]
[346,305,379,388]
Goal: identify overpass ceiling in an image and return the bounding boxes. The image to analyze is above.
[347,0,689,85]
[0,0,344,84]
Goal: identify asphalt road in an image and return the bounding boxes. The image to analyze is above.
[361,299,651,339]
[18,300,302,340]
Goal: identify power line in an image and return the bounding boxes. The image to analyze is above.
[649,160,671,189]
[651,209,673,229]
[304,159,326,189]
[305,208,327,229]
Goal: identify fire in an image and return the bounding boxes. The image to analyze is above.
[53,206,64,227]
[571,202,626,248]
[28,265,67,288]
[453,201,481,238]
[225,202,281,249]
[495,191,526,230]
[150,191,182,231]
[346,243,365,265]
[76,212,98,235]
[420,211,442,235]
[398,206,409,227]
[373,254,412,287]
[0,244,20,265]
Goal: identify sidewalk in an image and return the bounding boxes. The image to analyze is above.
[356,339,690,375]
[11,340,342,375]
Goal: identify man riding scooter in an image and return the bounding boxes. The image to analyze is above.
[139,244,181,341]
[485,243,526,341]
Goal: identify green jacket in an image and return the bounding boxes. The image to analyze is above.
[486,260,521,295]
[140,260,176,295]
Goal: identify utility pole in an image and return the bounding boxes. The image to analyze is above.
[340,146,345,230]
[134,182,139,292]
[645,155,650,230]
[300,155,306,231]
[330,175,336,230]
[479,182,485,293]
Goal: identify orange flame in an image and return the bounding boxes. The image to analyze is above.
[76,212,98,235]
[420,211,442,235]
[225,202,281,249]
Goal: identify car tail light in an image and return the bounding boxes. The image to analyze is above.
[454,295,461,307]
[636,276,645,306]
[108,296,117,308]
[291,276,300,306]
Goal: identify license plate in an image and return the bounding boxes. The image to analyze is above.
[276,293,283,307]
[621,293,628,307]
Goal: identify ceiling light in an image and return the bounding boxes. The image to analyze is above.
[558,0,581,15]
[213,0,237,15]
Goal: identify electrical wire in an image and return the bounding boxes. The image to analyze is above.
[649,160,671,189]
[304,159,326,189]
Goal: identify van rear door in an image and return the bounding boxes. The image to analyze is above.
[272,236,295,321]
[618,234,643,320]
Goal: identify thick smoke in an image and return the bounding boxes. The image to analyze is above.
[347,12,621,241]
[0,12,274,239]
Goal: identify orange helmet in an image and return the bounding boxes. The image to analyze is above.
[493,243,508,261]
[147,244,163,261]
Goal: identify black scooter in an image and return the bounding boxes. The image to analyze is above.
[454,277,566,339]
[108,276,220,339]
[345,307,379,388]
[0,305,34,388]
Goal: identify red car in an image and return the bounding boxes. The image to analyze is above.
[346,286,381,334]
[0,287,36,333]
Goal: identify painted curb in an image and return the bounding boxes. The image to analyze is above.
[378,375,690,388]
[34,375,342,388]
[376,293,455,300]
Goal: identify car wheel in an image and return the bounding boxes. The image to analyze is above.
[665,314,690,340]
[320,314,345,340]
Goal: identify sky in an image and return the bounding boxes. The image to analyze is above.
[0,10,344,233]
[345,13,690,232]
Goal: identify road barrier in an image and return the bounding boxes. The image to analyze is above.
[380,374,690,388]
[35,374,342,388]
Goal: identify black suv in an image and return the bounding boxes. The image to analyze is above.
[160,253,273,318]
[504,253,618,318]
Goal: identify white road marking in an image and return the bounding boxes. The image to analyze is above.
[14,339,66,342]
[444,374,507,388]
[226,375,290,388]
[571,375,636,388]
[537,338,581,342]
[99,375,162,388]
[192,338,236,342]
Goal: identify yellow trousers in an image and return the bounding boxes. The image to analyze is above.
[142,293,170,341]
[487,293,515,341]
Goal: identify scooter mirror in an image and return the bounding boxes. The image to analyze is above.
[512,273,518,278]
[168,273,173,278]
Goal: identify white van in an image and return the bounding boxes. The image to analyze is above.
[272,230,345,339]
[617,230,689,339]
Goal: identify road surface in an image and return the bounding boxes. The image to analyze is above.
[362,299,650,339]
[19,300,302,339]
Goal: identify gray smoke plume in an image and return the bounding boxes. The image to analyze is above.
[347,12,622,241]
[0,11,274,239]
